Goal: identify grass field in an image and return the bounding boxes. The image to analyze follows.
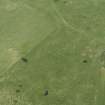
[0,0,105,105]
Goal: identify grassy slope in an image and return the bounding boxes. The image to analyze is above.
[0,0,104,105]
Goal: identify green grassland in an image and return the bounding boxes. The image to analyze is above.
[0,0,105,105]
